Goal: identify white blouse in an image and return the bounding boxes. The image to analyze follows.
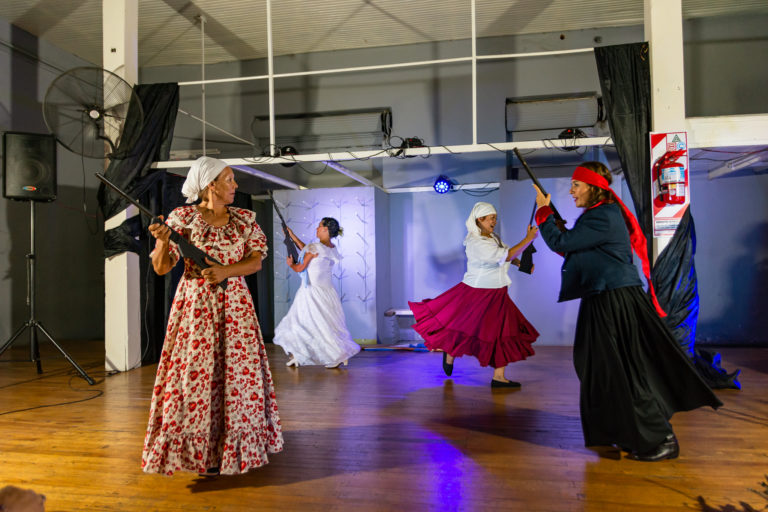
[461,234,511,289]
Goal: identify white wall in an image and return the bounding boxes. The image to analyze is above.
[272,187,380,344]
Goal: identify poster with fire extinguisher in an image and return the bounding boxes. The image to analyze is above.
[650,131,689,237]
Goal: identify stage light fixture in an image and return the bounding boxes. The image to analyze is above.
[433,175,452,194]
[279,145,299,167]
[557,127,587,151]
[394,137,424,157]
[708,153,764,180]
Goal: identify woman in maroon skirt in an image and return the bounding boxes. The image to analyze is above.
[408,202,539,387]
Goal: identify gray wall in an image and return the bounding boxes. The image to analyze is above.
[684,14,768,116]
[1,20,105,344]
[690,169,768,345]
[141,16,767,346]
[2,12,765,346]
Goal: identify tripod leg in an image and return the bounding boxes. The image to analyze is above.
[31,324,43,374]
[0,322,31,357]
[34,322,96,385]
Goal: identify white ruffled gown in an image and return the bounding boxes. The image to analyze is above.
[273,242,361,366]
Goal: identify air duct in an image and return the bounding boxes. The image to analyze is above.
[251,108,391,154]
[505,92,603,133]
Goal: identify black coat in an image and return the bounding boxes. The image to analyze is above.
[537,201,642,302]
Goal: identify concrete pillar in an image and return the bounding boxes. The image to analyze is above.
[103,0,141,371]
[644,0,686,260]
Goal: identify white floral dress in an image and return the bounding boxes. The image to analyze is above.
[141,206,283,475]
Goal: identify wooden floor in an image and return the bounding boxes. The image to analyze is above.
[1,340,766,512]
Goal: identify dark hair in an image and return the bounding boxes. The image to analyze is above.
[578,161,614,207]
[321,217,343,238]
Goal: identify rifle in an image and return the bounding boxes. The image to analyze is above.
[512,147,565,231]
[95,173,228,290]
[518,200,537,274]
[266,191,300,263]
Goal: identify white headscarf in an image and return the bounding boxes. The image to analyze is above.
[463,202,497,245]
[181,156,229,203]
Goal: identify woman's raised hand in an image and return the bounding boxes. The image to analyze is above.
[148,216,171,243]
[532,184,551,208]
[525,224,539,241]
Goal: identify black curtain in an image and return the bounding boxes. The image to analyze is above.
[652,209,740,389]
[98,83,180,220]
[594,43,654,258]
[97,83,182,364]
[594,44,739,389]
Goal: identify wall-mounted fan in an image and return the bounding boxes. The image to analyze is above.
[43,66,143,159]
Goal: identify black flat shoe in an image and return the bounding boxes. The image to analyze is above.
[491,379,521,388]
[631,434,679,462]
[442,351,453,376]
[198,467,220,477]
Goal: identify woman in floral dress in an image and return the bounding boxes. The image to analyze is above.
[142,156,283,476]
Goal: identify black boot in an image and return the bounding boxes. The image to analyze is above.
[631,434,679,462]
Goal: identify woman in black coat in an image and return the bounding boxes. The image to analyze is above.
[534,161,721,461]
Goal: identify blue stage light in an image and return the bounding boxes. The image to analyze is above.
[434,175,452,194]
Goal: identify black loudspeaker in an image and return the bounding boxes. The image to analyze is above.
[3,132,57,202]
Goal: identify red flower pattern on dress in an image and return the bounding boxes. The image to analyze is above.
[141,206,283,476]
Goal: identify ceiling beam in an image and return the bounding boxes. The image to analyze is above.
[229,165,304,190]
[322,161,387,193]
[152,137,614,169]
[687,115,768,148]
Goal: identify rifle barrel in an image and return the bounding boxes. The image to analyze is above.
[512,148,563,221]
[96,173,157,219]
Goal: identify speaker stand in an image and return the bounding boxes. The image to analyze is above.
[0,201,95,385]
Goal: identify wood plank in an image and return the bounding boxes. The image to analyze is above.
[1,341,766,511]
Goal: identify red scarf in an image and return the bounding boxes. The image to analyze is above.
[572,166,666,317]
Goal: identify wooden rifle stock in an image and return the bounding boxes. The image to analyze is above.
[266,191,300,263]
[95,173,228,290]
[518,201,537,274]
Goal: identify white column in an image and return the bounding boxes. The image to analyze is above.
[644,0,686,260]
[103,0,141,371]
[104,207,141,372]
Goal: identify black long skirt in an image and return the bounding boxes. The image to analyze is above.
[574,286,722,454]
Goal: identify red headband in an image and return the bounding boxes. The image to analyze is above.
[571,166,666,317]
[573,166,610,189]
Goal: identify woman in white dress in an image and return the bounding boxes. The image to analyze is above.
[273,217,361,368]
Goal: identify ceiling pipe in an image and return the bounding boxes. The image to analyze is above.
[321,160,387,193]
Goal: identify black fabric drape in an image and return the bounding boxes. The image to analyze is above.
[651,208,698,353]
[98,83,180,221]
[653,209,740,389]
[594,43,739,389]
[594,43,653,259]
[97,83,181,364]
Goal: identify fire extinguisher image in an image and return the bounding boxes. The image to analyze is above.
[653,149,687,207]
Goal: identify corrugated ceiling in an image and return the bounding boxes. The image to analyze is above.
[0,0,766,67]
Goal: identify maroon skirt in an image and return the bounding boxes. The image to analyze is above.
[408,282,538,368]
